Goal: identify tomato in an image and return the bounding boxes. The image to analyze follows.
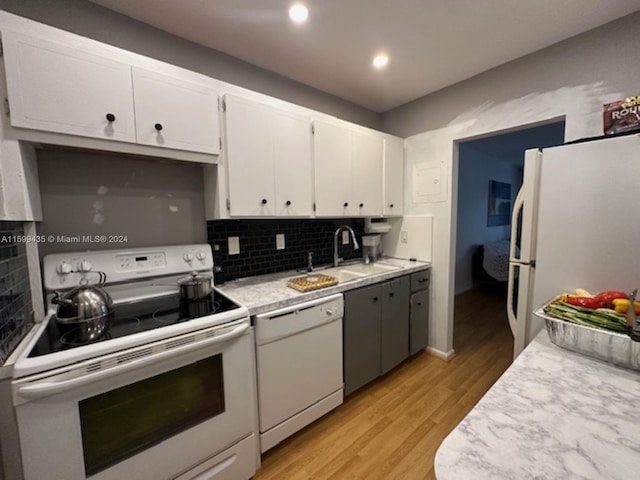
[593,290,628,307]
[565,296,601,309]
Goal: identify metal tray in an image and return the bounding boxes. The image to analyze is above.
[535,307,640,371]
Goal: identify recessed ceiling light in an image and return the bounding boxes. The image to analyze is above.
[372,53,389,69]
[289,3,309,24]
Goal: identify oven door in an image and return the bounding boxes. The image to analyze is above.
[12,319,257,480]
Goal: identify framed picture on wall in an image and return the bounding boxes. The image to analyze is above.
[487,180,511,226]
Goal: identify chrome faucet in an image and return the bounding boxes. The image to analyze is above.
[334,225,360,267]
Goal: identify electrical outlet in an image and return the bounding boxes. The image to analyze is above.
[228,236,240,255]
[342,230,349,245]
[400,230,408,244]
[276,233,285,250]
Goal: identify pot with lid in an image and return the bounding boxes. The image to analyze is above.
[53,271,113,342]
[178,272,214,319]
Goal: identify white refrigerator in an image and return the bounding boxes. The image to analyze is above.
[507,133,640,358]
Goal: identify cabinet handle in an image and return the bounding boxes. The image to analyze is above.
[417,302,422,306]
[389,292,394,298]
[389,203,394,208]
[418,278,428,283]
[373,296,379,302]
[343,202,349,208]
[286,200,292,206]
[261,198,268,205]
[105,113,115,122]
[154,123,163,131]
[359,203,364,208]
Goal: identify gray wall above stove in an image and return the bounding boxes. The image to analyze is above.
[36,148,207,257]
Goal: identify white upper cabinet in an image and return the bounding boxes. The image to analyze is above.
[351,130,383,217]
[313,120,353,217]
[224,95,312,217]
[383,136,404,216]
[2,31,136,143]
[313,120,383,217]
[272,110,313,216]
[132,67,220,154]
[2,31,220,157]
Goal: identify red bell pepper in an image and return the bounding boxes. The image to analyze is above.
[565,296,601,310]
[593,290,628,308]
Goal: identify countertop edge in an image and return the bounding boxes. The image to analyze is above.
[217,259,431,316]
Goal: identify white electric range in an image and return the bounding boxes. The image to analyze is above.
[11,244,259,480]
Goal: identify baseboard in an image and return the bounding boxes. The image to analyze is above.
[426,347,456,361]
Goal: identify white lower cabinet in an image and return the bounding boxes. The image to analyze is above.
[224,95,312,217]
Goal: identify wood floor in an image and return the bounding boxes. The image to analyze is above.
[253,288,514,480]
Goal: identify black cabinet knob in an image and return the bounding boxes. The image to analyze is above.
[373,296,379,302]
[105,113,116,122]
[359,203,364,208]
[343,202,349,208]
[154,123,163,131]
[261,198,268,205]
[286,200,292,206]
[417,302,422,306]
[389,203,394,208]
[389,292,394,297]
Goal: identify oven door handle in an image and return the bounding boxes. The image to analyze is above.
[15,322,249,400]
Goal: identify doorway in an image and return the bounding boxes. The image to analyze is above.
[452,121,565,351]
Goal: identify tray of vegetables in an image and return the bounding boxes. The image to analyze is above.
[535,288,640,371]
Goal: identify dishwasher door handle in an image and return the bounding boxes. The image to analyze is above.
[256,315,341,346]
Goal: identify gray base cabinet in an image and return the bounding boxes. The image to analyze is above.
[344,284,382,395]
[343,274,412,395]
[381,276,410,374]
[409,270,431,355]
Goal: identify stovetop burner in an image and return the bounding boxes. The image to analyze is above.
[28,291,240,357]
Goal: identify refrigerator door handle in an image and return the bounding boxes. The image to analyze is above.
[509,185,525,262]
[506,262,518,336]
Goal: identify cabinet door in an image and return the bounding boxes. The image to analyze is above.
[381,276,410,374]
[410,289,430,355]
[313,121,353,217]
[383,136,404,216]
[351,130,383,217]
[273,110,313,216]
[132,67,220,154]
[344,284,382,395]
[3,31,135,142]
[223,95,275,216]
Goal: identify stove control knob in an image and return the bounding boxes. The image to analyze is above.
[326,309,334,316]
[77,260,93,272]
[57,262,73,275]
[196,251,207,261]
[183,252,194,263]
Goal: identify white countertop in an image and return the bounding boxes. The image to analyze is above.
[435,332,640,480]
[217,258,430,316]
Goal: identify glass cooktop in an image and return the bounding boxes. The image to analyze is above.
[28,291,241,357]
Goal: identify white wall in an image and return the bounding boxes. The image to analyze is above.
[387,11,640,357]
[455,149,521,294]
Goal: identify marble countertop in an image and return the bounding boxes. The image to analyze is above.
[435,332,640,480]
[216,258,430,316]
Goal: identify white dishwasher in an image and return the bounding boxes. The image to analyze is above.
[254,293,344,452]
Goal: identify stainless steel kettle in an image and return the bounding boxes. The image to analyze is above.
[53,271,113,341]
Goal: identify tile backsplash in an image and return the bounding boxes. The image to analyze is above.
[207,219,366,283]
[0,221,35,363]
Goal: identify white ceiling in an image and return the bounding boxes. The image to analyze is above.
[88,0,640,112]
